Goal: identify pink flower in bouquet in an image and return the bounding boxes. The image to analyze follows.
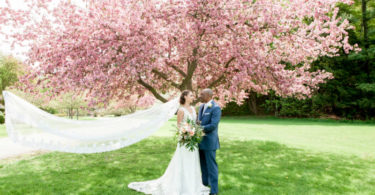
[185,124,191,131]
[189,131,195,136]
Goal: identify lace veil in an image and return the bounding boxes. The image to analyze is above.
[2,91,179,153]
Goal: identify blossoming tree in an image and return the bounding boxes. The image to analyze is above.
[0,0,359,105]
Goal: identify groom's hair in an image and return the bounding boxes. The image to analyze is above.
[202,88,213,98]
[180,90,191,105]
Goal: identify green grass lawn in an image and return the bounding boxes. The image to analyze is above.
[157,117,375,158]
[0,117,375,194]
[0,138,374,194]
[0,125,6,137]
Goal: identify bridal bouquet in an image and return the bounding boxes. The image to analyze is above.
[174,119,205,152]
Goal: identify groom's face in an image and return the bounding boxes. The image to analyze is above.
[199,92,210,103]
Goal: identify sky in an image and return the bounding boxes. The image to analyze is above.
[0,0,29,61]
[0,0,86,61]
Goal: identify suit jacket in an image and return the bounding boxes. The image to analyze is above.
[198,100,221,150]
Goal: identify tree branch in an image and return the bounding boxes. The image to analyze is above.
[151,69,181,89]
[137,77,167,103]
[208,57,235,88]
[166,37,187,77]
[165,61,187,77]
[180,47,199,90]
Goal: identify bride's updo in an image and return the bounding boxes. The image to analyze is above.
[179,90,191,105]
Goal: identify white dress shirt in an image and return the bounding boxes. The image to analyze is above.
[202,99,213,114]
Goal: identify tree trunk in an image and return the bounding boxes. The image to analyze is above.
[362,0,369,49]
[362,0,370,81]
[76,108,79,120]
[247,91,258,115]
[129,106,137,113]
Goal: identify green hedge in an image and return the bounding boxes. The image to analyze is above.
[0,111,4,124]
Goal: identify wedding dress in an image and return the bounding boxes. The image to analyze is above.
[128,106,210,195]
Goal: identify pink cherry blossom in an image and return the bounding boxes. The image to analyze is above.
[0,0,359,106]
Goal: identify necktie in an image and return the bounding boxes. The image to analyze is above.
[203,103,208,114]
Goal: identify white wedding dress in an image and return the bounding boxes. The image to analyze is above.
[128,106,210,195]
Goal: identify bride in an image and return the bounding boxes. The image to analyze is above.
[128,90,210,195]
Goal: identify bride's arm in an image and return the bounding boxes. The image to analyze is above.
[176,108,184,128]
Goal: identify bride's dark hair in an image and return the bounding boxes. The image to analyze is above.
[179,90,191,105]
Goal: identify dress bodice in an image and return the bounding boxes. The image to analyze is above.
[179,106,197,123]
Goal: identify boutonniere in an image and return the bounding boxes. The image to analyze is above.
[207,102,213,108]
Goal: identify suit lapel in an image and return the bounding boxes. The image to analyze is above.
[202,101,216,118]
[199,104,204,121]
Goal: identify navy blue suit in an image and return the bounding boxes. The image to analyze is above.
[198,100,221,194]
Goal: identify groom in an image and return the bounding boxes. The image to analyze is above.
[198,89,221,195]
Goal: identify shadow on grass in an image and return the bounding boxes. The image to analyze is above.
[0,138,374,194]
[218,139,375,194]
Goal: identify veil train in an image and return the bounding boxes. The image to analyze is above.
[2,91,179,154]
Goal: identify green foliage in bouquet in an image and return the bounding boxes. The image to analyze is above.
[174,119,205,152]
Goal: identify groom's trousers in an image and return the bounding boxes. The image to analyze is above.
[199,149,218,194]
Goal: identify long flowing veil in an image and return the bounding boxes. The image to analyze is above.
[2,91,179,153]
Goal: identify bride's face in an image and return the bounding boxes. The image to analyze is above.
[185,92,195,105]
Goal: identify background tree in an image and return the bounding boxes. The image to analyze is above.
[102,94,155,117]
[0,55,24,96]
[0,0,359,106]
[298,0,375,119]
[0,55,25,123]
[222,0,375,120]
[51,92,87,119]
